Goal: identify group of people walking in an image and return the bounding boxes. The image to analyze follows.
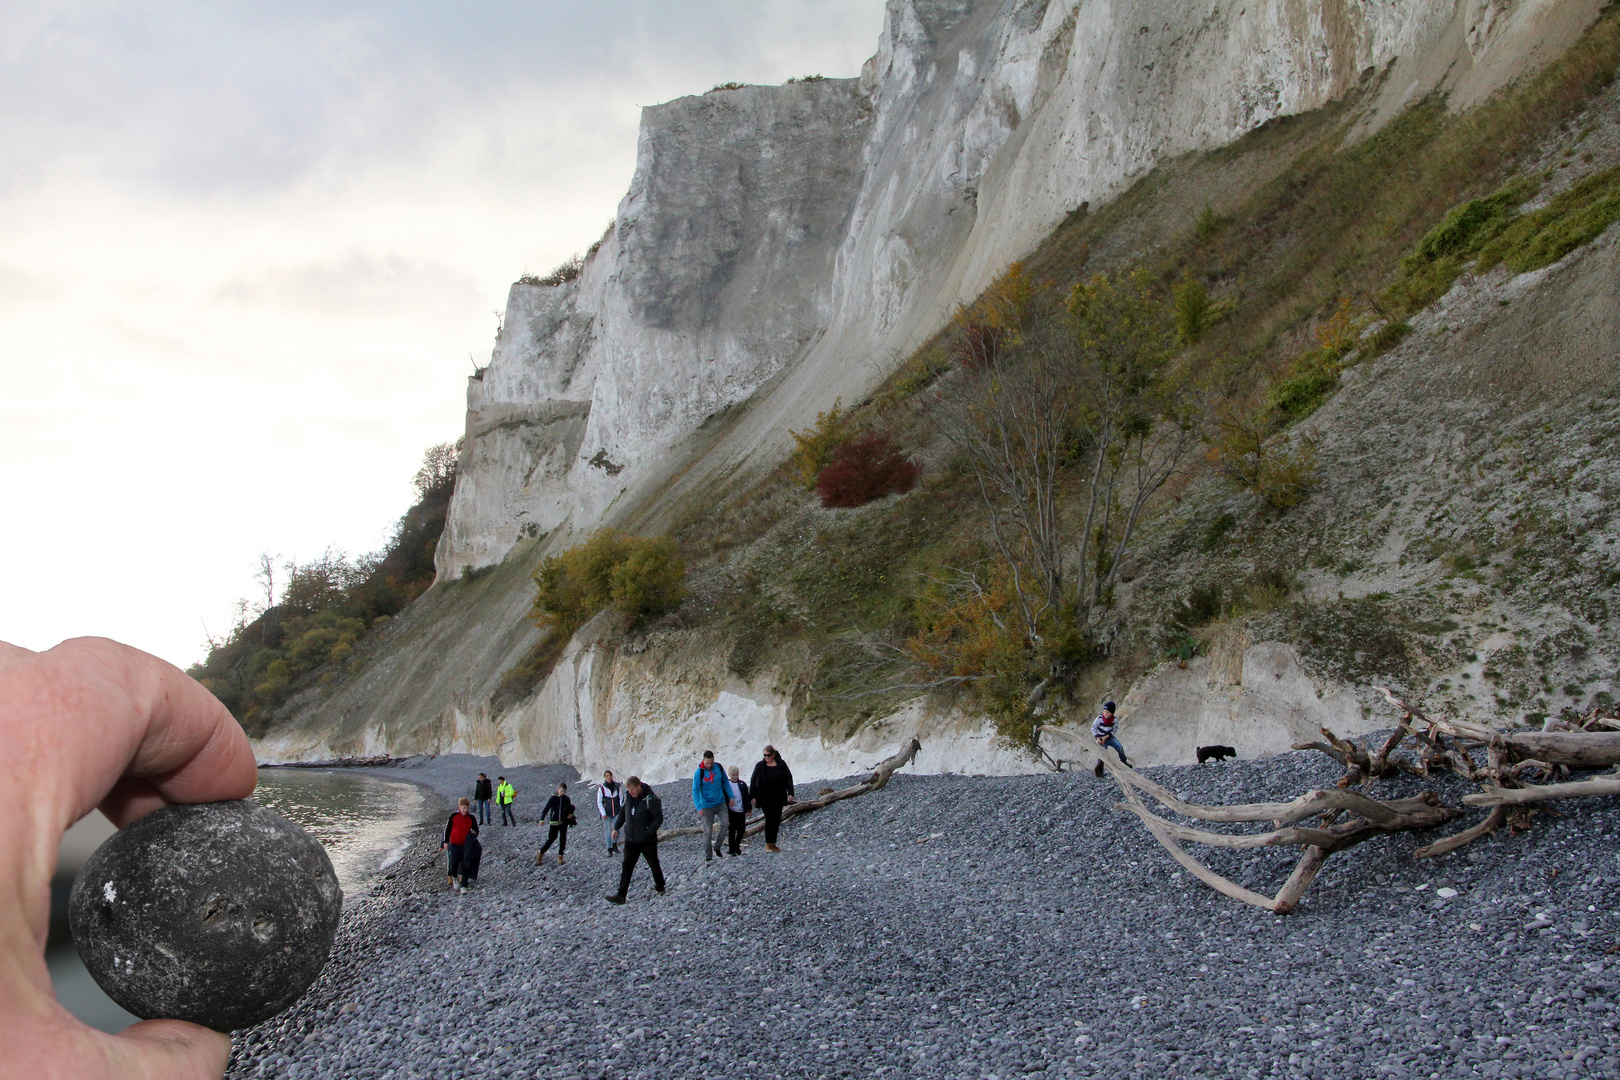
[471,772,516,825]
[444,705,1127,895]
[442,744,800,901]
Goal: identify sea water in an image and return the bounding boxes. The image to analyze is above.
[252,768,428,906]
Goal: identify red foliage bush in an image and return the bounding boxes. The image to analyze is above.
[950,319,1007,370]
[814,432,919,508]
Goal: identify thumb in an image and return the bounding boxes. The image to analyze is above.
[102,1020,232,1080]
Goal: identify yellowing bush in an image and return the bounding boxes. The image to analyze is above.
[788,402,848,489]
[530,530,686,631]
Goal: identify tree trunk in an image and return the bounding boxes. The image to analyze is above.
[662,739,922,841]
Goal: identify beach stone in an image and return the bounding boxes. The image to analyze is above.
[70,799,342,1031]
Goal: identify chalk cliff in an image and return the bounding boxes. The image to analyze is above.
[257,0,1612,778]
[438,0,1594,578]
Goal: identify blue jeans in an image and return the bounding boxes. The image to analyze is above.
[603,817,616,850]
[500,802,516,826]
[475,798,491,824]
[1100,735,1127,762]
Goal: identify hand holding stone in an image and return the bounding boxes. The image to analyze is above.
[0,637,258,1080]
[72,800,342,1031]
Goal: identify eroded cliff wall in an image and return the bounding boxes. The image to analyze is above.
[438,0,1597,577]
[259,0,1611,778]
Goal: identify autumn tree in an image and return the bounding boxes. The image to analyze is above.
[925,269,1204,726]
[413,439,463,500]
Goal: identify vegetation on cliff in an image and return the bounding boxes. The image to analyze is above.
[190,441,460,736]
[494,530,687,708]
[625,6,1620,747]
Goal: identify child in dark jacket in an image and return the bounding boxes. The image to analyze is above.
[725,765,750,855]
[441,797,479,891]
[536,782,575,865]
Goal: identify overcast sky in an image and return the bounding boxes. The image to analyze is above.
[0,0,887,668]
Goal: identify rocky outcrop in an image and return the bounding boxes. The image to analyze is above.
[261,0,1609,779]
[438,76,873,577]
[438,0,1598,577]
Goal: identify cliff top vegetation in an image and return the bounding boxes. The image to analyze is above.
[190,440,461,737]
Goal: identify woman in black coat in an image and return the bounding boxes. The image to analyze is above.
[536,782,576,865]
[748,745,795,852]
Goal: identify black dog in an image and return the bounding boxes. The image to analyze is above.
[1196,744,1236,764]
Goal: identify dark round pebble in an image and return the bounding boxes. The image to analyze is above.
[70,799,342,1031]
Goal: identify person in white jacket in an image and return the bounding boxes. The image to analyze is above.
[597,770,624,855]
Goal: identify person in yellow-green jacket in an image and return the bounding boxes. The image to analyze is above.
[496,776,517,826]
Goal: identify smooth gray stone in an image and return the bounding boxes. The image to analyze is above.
[70,800,341,1031]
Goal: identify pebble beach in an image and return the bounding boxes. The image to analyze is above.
[228,744,1620,1079]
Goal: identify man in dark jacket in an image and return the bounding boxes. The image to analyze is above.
[473,772,493,825]
[606,776,665,903]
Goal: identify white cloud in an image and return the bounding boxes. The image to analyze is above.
[0,0,887,666]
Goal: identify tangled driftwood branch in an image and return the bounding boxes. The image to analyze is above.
[1037,725,1458,913]
[661,738,922,842]
[1038,693,1620,914]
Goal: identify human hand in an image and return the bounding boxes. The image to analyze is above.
[1,637,257,1079]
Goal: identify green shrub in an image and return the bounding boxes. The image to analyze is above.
[1380,179,1535,312]
[1477,164,1620,272]
[1177,585,1225,628]
[499,530,686,708]
[1201,512,1236,552]
[1174,277,1213,345]
[530,530,686,631]
[1382,167,1620,313]
[1267,359,1339,420]
[520,255,583,287]
[890,351,951,398]
[1408,177,1537,264]
[1362,319,1412,356]
[610,541,688,620]
[1193,203,1224,244]
[1211,414,1319,508]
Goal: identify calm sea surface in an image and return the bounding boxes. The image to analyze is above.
[51,767,428,1032]
[252,767,429,905]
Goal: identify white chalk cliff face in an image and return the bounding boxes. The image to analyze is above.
[438,0,1585,579]
[261,0,1608,775]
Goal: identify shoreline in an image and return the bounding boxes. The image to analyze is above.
[227,744,1620,1079]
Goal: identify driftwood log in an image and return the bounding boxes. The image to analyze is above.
[1038,691,1620,914]
[661,738,922,842]
[1036,725,1459,913]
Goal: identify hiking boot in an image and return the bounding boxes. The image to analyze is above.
[557,854,564,865]
[1094,761,1106,778]
[655,885,666,895]
[604,893,626,905]
[535,852,545,865]
[766,843,781,852]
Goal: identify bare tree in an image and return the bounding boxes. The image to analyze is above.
[254,553,279,645]
[934,270,1204,704]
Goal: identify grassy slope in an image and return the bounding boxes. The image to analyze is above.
[631,9,1620,740]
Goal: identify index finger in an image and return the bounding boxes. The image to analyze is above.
[1,637,257,831]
